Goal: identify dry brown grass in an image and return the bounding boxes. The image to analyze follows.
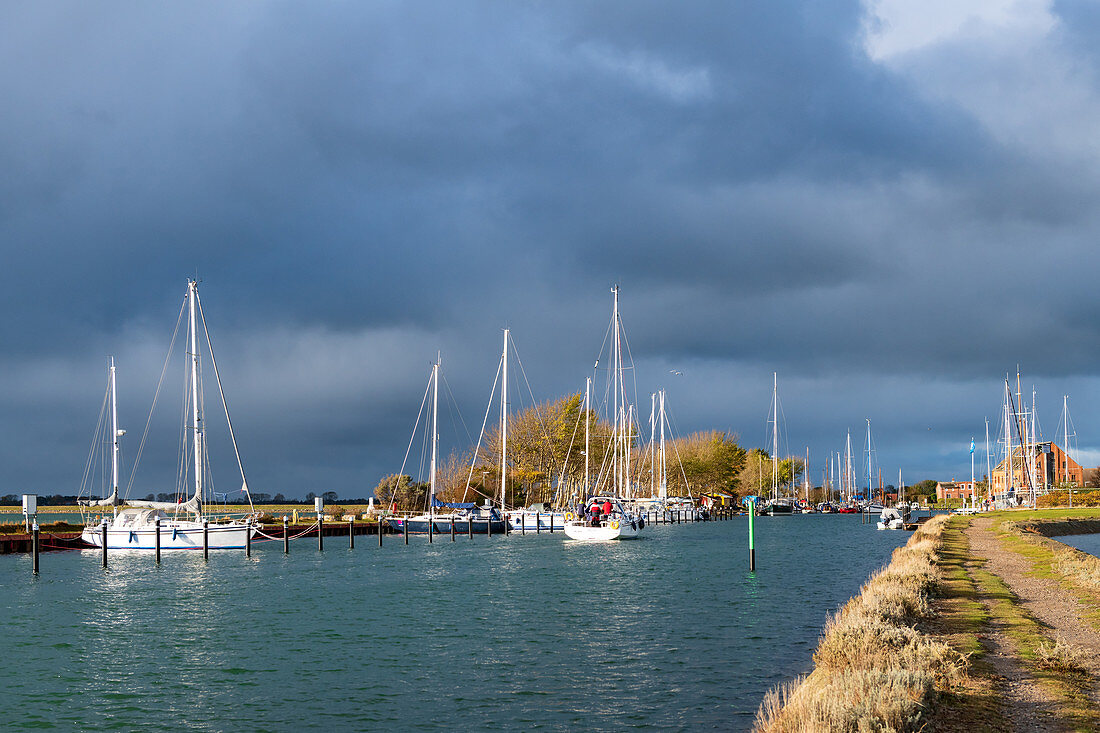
[1050,550,1100,594]
[1034,639,1090,674]
[755,516,966,732]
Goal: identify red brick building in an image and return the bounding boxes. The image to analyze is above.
[936,480,978,503]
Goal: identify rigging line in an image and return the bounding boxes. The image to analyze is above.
[509,337,559,479]
[196,291,254,512]
[553,393,586,505]
[663,403,693,492]
[439,372,473,459]
[78,380,112,500]
[391,371,432,507]
[461,356,502,503]
[125,296,187,498]
[176,367,189,500]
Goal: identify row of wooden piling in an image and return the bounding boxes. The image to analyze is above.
[25,505,742,575]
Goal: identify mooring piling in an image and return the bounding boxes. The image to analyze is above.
[155,519,161,564]
[31,523,39,576]
[748,499,757,572]
[203,521,209,560]
[349,519,354,549]
[283,516,289,554]
[101,524,108,569]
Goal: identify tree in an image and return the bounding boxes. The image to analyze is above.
[654,430,746,497]
[321,491,339,503]
[373,474,426,511]
[737,449,772,497]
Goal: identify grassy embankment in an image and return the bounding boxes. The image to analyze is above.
[755,508,1100,732]
[754,516,967,731]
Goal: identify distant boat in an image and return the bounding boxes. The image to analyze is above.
[877,507,905,530]
[80,281,257,550]
[385,356,507,535]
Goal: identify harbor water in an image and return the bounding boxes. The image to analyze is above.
[1,516,909,731]
[1058,532,1100,558]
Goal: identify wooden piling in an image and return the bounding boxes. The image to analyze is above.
[203,521,209,560]
[245,522,251,558]
[31,524,39,575]
[318,517,324,552]
[349,518,354,549]
[468,516,473,539]
[283,517,289,554]
[155,519,161,564]
[450,516,455,541]
[101,524,107,568]
[378,516,383,546]
[403,518,409,544]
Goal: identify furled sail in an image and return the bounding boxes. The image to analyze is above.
[125,496,201,513]
[79,490,121,507]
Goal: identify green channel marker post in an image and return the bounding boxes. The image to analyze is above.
[748,498,756,572]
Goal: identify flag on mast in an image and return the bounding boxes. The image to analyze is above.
[970,438,975,454]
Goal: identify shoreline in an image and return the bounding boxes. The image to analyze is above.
[756,507,1100,732]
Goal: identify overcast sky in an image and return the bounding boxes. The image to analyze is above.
[4,1,1100,499]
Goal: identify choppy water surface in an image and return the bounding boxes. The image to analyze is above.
[2,516,908,731]
[1058,532,1100,558]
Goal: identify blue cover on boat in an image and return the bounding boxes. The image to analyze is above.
[431,499,478,509]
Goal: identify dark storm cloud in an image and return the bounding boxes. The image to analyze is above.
[2,1,1100,494]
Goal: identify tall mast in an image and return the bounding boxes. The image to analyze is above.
[1063,394,1071,484]
[430,357,439,514]
[804,447,810,502]
[612,287,620,495]
[189,280,203,511]
[584,377,590,496]
[625,404,633,498]
[501,330,508,514]
[845,431,852,502]
[866,419,872,501]
[1004,380,1012,502]
[990,416,998,501]
[771,373,778,501]
[109,356,120,515]
[659,389,667,499]
[649,392,656,496]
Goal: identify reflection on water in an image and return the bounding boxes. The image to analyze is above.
[2,516,908,731]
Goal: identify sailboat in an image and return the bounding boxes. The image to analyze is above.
[863,419,884,512]
[563,287,641,540]
[501,330,566,533]
[80,281,257,550]
[386,355,507,535]
[631,388,700,522]
[763,374,793,515]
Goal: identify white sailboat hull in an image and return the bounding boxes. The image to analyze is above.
[82,521,256,550]
[562,519,640,541]
[507,511,565,532]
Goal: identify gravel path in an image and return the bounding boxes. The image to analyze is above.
[963,516,1100,730]
[967,517,1100,667]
